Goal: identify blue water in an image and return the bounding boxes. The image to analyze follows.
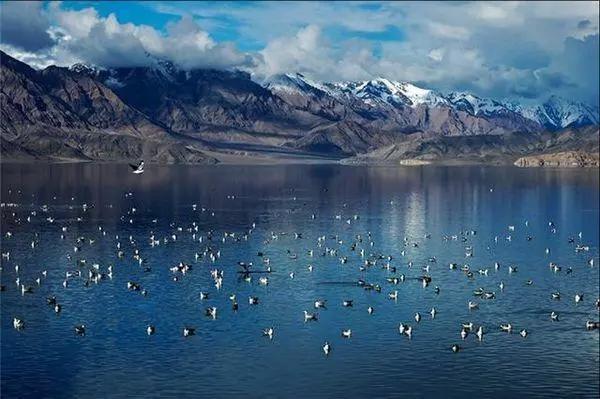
[1,163,599,398]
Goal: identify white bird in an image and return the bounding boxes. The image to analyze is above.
[314,300,327,309]
[430,307,437,318]
[323,341,331,355]
[520,329,528,337]
[551,311,559,321]
[500,323,512,333]
[13,318,24,330]
[183,327,195,337]
[462,322,474,330]
[367,306,374,315]
[586,321,599,330]
[129,161,144,174]
[388,291,398,300]
[575,294,583,304]
[399,323,406,334]
[303,310,318,322]
[205,307,217,319]
[341,329,352,338]
[415,312,421,323]
[263,327,274,339]
[147,325,155,335]
[476,326,484,341]
[468,301,479,310]
[460,328,468,340]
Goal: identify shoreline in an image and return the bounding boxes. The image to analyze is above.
[2,157,599,168]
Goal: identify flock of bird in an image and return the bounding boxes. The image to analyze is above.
[2,178,600,359]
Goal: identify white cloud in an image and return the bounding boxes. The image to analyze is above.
[258,25,324,78]
[1,1,598,105]
[428,48,444,62]
[427,22,470,40]
[0,1,53,51]
[1,2,253,70]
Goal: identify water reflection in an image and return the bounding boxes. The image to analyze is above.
[1,163,598,399]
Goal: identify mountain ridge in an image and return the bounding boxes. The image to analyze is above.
[1,51,598,163]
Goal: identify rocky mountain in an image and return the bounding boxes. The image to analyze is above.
[270,73,598,132]
[1,51,598,163]
[344,125,599,166]
[503,96,599,130]
[0,51,216,163]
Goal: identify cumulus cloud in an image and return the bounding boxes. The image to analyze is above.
[0,1,54,51]
[0,1,598,105]
[257,25,326,78]
[1,2,253,70]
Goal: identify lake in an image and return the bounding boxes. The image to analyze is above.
[1,163,599,398]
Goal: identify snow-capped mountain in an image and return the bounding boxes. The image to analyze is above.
[328,78,449,108]
[265,73,330,95]
[445,92,509,117]
[2,48,598,162]
[504,96,599,130]
[266,73,599,130]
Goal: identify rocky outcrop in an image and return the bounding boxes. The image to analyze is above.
[514,152,599,168]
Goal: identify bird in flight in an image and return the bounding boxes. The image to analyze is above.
[129,161,144,174]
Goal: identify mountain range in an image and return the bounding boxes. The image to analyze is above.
[1,50,598,164]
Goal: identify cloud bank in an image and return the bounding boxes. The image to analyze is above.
[0,1,598,105]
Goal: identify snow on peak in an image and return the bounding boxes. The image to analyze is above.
[265,73,332,96]
[328,78,448,108]
[261,73,599,129]
[503,95,599,129]
[446,91,507,116]
[540,95,599,128]
[69,63,103,76]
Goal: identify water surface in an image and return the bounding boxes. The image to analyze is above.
[1,163,599,398]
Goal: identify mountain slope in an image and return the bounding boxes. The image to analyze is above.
[504,96,599,130]
[1,51,598,163]
[0,51,216,163]
[345,125,599,165]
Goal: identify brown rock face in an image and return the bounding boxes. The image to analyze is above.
[1,50,597,163]
[344,126,599,165]
[514,151,599,168]
[0,51,215,163]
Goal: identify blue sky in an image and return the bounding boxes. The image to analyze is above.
[58,1,408,51]
[1,1,598,106]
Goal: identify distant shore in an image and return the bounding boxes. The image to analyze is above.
[2,154,599,168]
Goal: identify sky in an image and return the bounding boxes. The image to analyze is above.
[0,1,598,106]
